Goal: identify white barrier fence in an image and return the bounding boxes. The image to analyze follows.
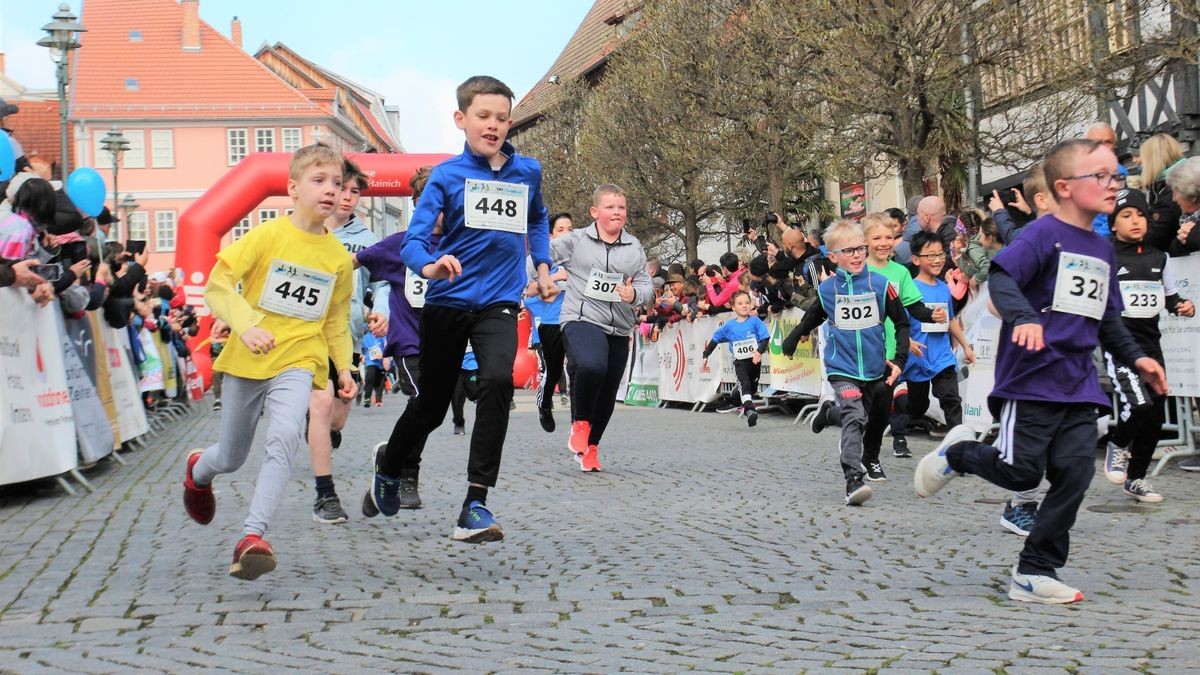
[0,288,168,492]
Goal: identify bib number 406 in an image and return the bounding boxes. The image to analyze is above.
[275,280,320,306]
[474,197,517,218]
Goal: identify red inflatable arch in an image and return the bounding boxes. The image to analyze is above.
[177,152,538,389]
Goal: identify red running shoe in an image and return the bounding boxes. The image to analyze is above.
[229,534,276,580]
[581,444,602,472]
[183,449,215,525]
[568,420,590,456]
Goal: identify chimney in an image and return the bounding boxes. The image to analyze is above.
[181,0,201,52]
[231,16,242,49]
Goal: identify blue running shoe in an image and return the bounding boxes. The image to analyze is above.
[363,442,401,517]
[451,500,504,543]
[1000,500,1038,536]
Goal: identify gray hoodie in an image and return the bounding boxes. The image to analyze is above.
[551,223,653,336]
[333,216,390,350]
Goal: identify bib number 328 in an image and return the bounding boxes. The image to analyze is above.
[1052,252,1109,320]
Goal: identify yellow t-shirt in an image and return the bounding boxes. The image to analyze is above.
[204,215,353,388]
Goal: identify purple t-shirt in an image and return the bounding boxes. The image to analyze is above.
[990,215,1122,407]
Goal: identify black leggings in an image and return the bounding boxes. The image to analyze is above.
[536,324,567,411]
[364,365,385,403]
[563,321,629,446]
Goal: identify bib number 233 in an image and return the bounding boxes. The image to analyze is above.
[464,179,528,234]
[259,260,335,321]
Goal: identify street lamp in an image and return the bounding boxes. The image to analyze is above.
[37,3,86,180]
[117,193,139,242]
[100,127,129,237]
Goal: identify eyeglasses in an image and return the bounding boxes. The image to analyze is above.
[916,252,947,260]
[1065,171,1126,188]
[834,245,869,257]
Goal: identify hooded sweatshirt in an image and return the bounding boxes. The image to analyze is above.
[333,215,390,350]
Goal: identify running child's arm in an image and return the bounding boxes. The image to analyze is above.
[948,317,975,364]
[754,318,771,354]
[885,291,911,372]
[526,172,553,280]
[904,300,939,323]
[400,169,450,277]
[781,303,827,357]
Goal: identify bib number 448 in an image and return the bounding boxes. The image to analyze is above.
[474,197,518,218]
[274,280,320,306]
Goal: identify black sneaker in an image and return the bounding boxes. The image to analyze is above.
[863,461,887,482]
[313,495,349,524]
[845,476,872,506]
[538,407,556,433]
[893,436,910,458]
[400,477,422,509]
[453,424,466,436]
[715,401,740,414]
[212,399,222,412]
[746,409,758,427]
[330,430,342,450]
[811,400,834,434]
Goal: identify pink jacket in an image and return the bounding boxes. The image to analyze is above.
[705,267,746,307]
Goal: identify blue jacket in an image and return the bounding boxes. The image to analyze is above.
[398,141,551,311]
[783,268,910,381]
[333,216,390,350]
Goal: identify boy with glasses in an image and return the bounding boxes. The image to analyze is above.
[914,139,1165,603]
[781,220,911,505]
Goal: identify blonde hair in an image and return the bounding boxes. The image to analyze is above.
[289,143,342,181]
[591,183,626,205]
[860,213,892,237]
[1141,134,1184,187]
[822,219,864,252]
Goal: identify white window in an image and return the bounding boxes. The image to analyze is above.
[255,128,275,153]
[227,128,248,165]
[151,130,174,168]
[126,212,148,244]
[281,127,302,153]
[232,216,252,241]
[155,211,177,252]
[258,209,278,225]
[93,129,144,168]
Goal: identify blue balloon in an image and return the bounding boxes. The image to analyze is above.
[66,168,107,217]
[0,130,13,182]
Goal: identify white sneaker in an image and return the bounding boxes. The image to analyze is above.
[1008,567,1083,604]
[913,424,977,498]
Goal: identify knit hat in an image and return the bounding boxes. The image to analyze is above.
[1113,188,1150,222]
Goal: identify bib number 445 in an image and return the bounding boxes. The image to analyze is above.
[275,280,320,306]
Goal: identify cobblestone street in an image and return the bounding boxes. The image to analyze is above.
[2,392,1199,673]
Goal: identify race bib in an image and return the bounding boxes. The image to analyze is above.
[464,179,528,233]
[404,269,427,309]
[1120,280,1164,319]
[732,338,757,360]
[1052,252,1109,320]
[368,344,383,361]
[834,293,879,330]
[921,302,950,333]
[585,267,623,302]
[258,260,335,321]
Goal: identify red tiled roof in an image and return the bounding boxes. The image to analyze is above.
[3,100,73,171]
[72,0,326,120]
[512,0,637,128]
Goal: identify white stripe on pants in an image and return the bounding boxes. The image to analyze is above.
[192,369,312,537]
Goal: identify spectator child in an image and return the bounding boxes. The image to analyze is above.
[701,290,770,427]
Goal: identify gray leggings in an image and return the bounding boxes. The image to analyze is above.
[192,369,312,537]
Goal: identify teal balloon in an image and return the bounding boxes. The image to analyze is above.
[66,168,107,217]
[0,131,13,182]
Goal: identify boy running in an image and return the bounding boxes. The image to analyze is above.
[914,139,1167,604]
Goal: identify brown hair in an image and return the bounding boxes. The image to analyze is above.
[409,165,434,204]
[289,142,341,181]
[591,183,626,205]
[456,75,514,112]
[342,157,368,192]
[1043,139,1103,200]
[1022,162,1047,207]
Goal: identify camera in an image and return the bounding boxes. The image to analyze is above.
[763,212,779,227]
[741,218,751,234]
[32,263,62,282]
[125,239,147,256]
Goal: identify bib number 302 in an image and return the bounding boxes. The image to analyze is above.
[834,294,879,330]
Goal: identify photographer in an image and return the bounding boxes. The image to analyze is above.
[101,242,149,329]
[703,251,745,314]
